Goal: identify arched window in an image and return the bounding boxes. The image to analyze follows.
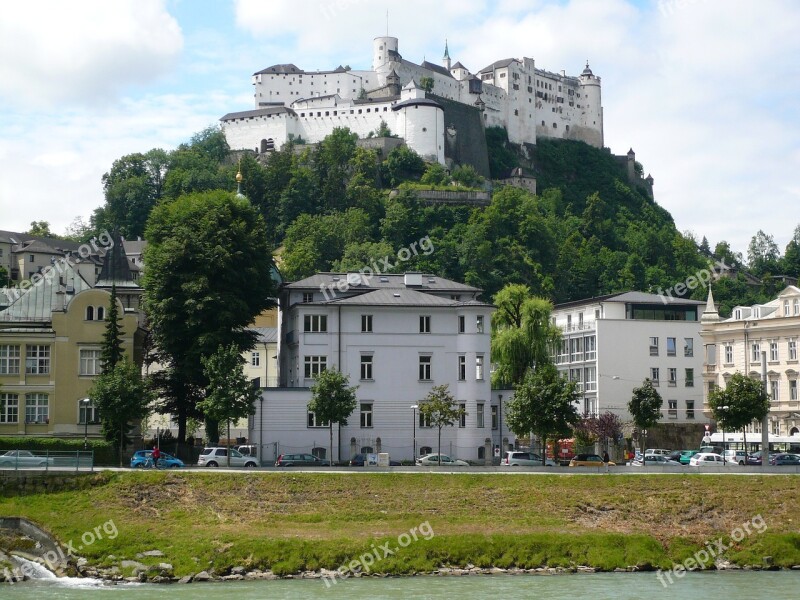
[86,306,94,320]
[477,446,485,460]
[97,306,105,320]
[420,446,432,456]
[312,447,326,459]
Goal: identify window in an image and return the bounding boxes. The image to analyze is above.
[569,368,583,391]
[0,345,21,375]
[685,368,694,387]
[419,411,432,428]
[476,355,484,380]
[419,356,432,380]
[649,337,659,356]
[361,314,373,333]
[491,405,498,429]
[584,335,596,360]
[771,380,779,401]
[667,337,676,356]
[29,254,35,262]
[251,352,260,367]
[307,412,329,427]
[26,345,50,374]
[477,446,486,460]
[724,344,733,364]
[785,300,790,316]
[476,315,484,333]
[668,400,677,418]
[459,404,466,428]
[790,339,798,361]
[97,306,104,320]
[477,403,484,428]
[86,306,94,320]
[752,343,761,362]
[684,338,694,357]
[795,299,799,315]
[584,366,596,391]
[458,315,465,333]
[25,393,48,424]
[770,340,779,361]
[790,380,798,401]
[458,355,466,381]
[79,399,98,424]
[360,403,373,428]
[360,355,373,380]
[686,400,695,420]
[304,355,327,378]
[79,349,102,376]
[420,445,432,454]
[650,367,660,385]
[302,292,314,303]
[668,368,677,386]
[419,315,431,333]
[303,314,327,332]
[0,394,18,423]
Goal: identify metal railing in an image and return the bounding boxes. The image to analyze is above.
[0,450,94,472]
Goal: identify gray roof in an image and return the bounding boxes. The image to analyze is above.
[419,60,454,78]
[286,273,481,293]
[392,97,442,111]
[322,288,491,308]
[122,239,147,254]
[451,61,467,70]
[478,58,517,74]
[220,106,297,121]
[0,260,91,322]
[251,327,278,343]
[254,64,350,76]
[555,290,705,310]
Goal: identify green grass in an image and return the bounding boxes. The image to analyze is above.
[1,472,799,576]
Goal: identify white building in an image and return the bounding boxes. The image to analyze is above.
[552,292,708,425]
[249,272,514,464]
[222,35,603,162]
[701,286,800,438]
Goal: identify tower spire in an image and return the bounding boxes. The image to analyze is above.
[442,39,451,70]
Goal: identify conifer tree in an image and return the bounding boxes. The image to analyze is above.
[100,284,124,371]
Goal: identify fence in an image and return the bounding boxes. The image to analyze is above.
[0,450,94,472]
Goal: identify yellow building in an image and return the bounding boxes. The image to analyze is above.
[0,259,145,440]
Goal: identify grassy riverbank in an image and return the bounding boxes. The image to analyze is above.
[1,471,799,577]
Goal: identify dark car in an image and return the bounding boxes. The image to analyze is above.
[667,450,683,463]
[275,453,331,467]
[746,451,775,466]
[348,453,401,467]
[769,453,800,466]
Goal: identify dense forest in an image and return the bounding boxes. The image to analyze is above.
[29,125,800,315]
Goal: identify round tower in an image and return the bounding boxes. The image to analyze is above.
[373,36,399,72]
[579,61,603,147]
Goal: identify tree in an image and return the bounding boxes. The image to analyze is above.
[143,190,277,441]
[89,357,151,466]
[747,230,780,276]
[100,285,124,371]
[26,221,54,237]
[708,372,770,458]
[450,164,483,188]
[418,385,465,465]
[384,146,425,186]
[573,411,623,455]
[307,369,358,465]
[199,344,259,466]
[491,284,560,387]
[505,364,580,465]
[0,266,8,288]
[419,76,434,92]
[628,379,663,455]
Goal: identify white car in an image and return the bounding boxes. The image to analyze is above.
[723,450,748,465]
[197,447,258,468]
[0,450,55,468]
[415,453,469,467]
[689,452,739,467]
[503,451,556,467]
[631,454,681,467]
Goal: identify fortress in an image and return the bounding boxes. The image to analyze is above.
[221,36,603,170]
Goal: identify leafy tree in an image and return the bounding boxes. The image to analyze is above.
[62,217,98,243]
[484,126,519,179]
[375,119,394,137]
[708,372,770,458]
[419,76,434,92]
[747,230,780,276]
[450,164,483,188]
[143,190,277,441]
[315,127,358,212]
[418,385,466,465]
[384,146,425,186]
[628,379,663,455]
[573,411,623,455]
[199,344,259,465]
[0,266,8,287]
[420,163,449,186]
[699,236,711,255]
[713,240,743,267]
[505,364,580,465]
[89,357,151,466]
[307,369,358,464]
[26,221,53,237]
[100,285,124,371]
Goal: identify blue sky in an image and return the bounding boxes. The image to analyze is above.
[1,0,798,257]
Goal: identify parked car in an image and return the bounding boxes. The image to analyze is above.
[679,450,700,465]
[631,454,681,467]
[769,453,800,466]
[569,454,615,467]
[644,448,672,457]
[503,451,556,467]
[197,447,258,467]
[667,450,683,463]
[275,453,331,467]
[745,451,775,466]
[348,453,400,467]
[234,445,258,457]
[0,450,54,468]
[689,452,739,467]
[130,450,184,469]
[415,454,469,467]
[723,450,748,465]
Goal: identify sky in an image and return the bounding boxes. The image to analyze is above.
[1,0,798,256]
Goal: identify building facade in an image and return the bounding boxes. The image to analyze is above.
[701,286,800,438]
[249,273,514,464]
[552,292,708,425]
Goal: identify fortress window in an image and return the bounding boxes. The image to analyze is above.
[383,107,388,111]
[553,123,557,128]
[350,110,354,114]
[514,109,518,115]
[422,127,427,132]
[542,120,546,126]
[566,125,569,132]
[325,111,329,116]
[333,110,337,115]
[358,109,362,114]
[317,112,321,116]
[366,108,370,112]
[500,72,506,78]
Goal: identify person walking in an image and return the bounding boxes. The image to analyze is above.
[151,445,161,468]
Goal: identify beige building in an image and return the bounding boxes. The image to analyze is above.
[701,286,800,437]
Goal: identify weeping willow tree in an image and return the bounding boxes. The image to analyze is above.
[491,284,561,388]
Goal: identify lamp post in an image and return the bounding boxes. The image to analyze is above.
[81,398,91,450]
[498,394,503,461]
[720,405,729,464]
[410,404,418,461]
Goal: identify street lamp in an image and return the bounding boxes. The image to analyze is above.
[81,398,91,450]
[498,394,503,460]
[719,405,730,464]
[410,405,418,461]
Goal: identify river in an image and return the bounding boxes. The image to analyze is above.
[2,571,799,599]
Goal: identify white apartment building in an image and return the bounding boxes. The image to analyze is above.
[552,291,708,425]
[249,272,513,464]
[701,286,800,437]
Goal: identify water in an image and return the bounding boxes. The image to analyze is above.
[1,571,799,599]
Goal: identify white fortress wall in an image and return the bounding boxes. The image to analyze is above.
[222,113,293,152]
[253,69,375,107]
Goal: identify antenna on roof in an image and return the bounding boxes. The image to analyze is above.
[386,10,389,36]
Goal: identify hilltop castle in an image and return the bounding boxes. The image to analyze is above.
[221,36,603,169]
